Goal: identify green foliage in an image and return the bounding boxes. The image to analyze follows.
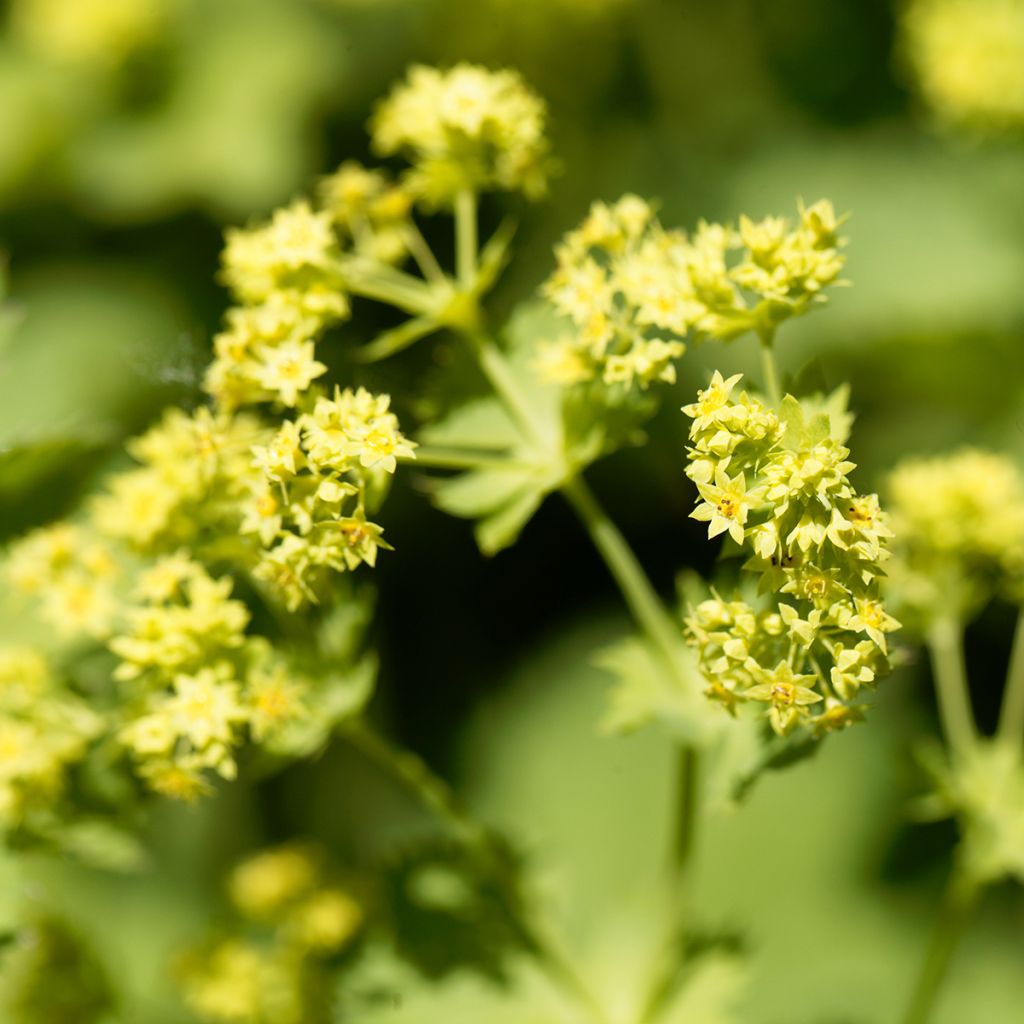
[0,913,115,1024]
[381,839,529,985]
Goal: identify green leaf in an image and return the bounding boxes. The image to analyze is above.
[380,838,529,985]
[0,434,110,541]
[419,396,520,451]
[431,466,539,519]
[657,950,747,1024]
[431,465,556,556]
[473,486,546,557]
[597,635,712,743]
[52,820,150,874]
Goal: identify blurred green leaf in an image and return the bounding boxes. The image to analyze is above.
[0,435,109,540]
[381,838,529,986]
[51,820,151,875]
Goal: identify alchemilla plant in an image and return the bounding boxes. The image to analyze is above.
[1,61,1023,1024]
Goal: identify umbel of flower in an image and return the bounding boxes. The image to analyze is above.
[536,197,847,393]
[682,372,899,736]
[370,63,551,206]
[246,386,416,612]
[886,448,1024,623]
[901,0,1024,134]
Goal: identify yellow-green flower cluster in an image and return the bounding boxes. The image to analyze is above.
[179,845,362,1024]
[318,161,415,266]
[245,387,415,612]
[537,198,846,391]
[902,0,1024,133]
[5,522,119,640]
[538,194,687,389]
[370,63,551,206]
[886,448,1024,622]
[209,201,351,411]
[0,646,103,833]
[112,556,308,800]
[91,407,264,553]
[682,372,898,735]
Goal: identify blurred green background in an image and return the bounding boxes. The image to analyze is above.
[1,0,1024,1021]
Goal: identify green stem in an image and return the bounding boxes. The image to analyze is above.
[402,221,446,284]
[458,325,701,1018]
[926,618,976,760]
[997,606,1024,747]
[343,720,607,1023]
[759,333,782,407]
[455,188,478,289]
[561,475,685,685]
[344,274,434,317]
[902,869,979,1024]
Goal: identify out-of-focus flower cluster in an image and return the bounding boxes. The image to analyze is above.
[179,845,362,1024]
[902,0,1024,134]
[537,197,846,392]
[2,543,315,808]
[9,0,170,72]
[0,73,444,826]
[886,448,1024,624]
[0,647,102,833]
[682,373,898,735]
[370,63,551,206]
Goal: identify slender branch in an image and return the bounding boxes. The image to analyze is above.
[402,221,446,284]
[344,275,434,317]
[561,476,685,684]
[997,606,1024,747]
[925,618,977,760]
[455,189,479,289]
[342,720,607,1023]
[902,869,979,1024]
[759,334,782,407]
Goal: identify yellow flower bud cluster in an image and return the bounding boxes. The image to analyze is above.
[246,387,416,612]
[370,63,551,206]
[682,372,899,735]
[179,845,363,1024]
[112,556,308,800]
[902,0,1024,134]
[5,522,119,640]
[537,198,846,392]
[886,448,1024,620]
[0,646,103,833]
